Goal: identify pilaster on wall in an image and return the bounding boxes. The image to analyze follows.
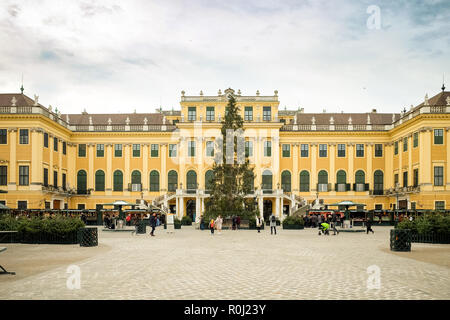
[367,143,373,186]
[347,143,354,185]
[420,128,432,190]
[106,143,113,192]
[58,138,63,189]
[67,143,76,189]
[272,136,280,188]
[292,143,299,192]
[142,144,149,193]
[8,128,17,189]
[329,143,336,185]
[124,143,131,188]
[408,134,412,187]
[447,128,450,190]
[88,143,94,190]
[385,143,393,189]
[310,143,317,190]
[30,129,43,187]
[161,143,167,191]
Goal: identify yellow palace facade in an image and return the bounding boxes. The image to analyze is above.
[1,88,450,221]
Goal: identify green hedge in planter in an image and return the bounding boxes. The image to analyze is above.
[396,213,450,244]
[0,216,85,244]
[396,213,450,234]
[174,218,182,229]
[181,216,192,226]
[282,216,305,229]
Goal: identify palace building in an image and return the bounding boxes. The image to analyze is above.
[0,87,449,221]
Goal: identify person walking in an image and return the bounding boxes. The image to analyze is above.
[331,212,339,235]
[256,215,263,233]
[209,219,215,235]
[236,216,241,230]
[131,215,141,236]
[232,216,237,230]
[126,214,131,226]
[149,212,157,237]
[269,213,277,235]
[215,215,223,235]
[366,218,374,234]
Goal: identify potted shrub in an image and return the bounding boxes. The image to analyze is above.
[282,215,305,230]
[174,218,182,229]
[181,216,192,226]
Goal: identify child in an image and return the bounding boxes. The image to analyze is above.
[209,219,215,235]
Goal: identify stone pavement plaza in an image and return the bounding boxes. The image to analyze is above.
[0,226,449,300]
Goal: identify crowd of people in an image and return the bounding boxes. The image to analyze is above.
[303,213,343,228]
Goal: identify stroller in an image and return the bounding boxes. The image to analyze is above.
[318,223,330,235]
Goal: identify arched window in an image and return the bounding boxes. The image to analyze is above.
[374,170,384,195]
[336,170,347,191]
[300,171,310,192]
[77,170,87,194]
[281,171,291,192]
[186,170,197,190]
[318,170,328,192]
[336,170,346,184]
[131,170,141,185]
[318,170,328,184]
[168,170,178,192]
[113,170,123,191]
[355,170,365,184]
[149,170,160,192]
[355,170,366,191]
[95,170,105,191]
[262,170,272,190]
[205,170,214,191]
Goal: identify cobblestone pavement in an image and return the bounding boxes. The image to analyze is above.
[1,226,449,300]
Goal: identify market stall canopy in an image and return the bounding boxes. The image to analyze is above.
[103,201,137,206]
[0,203,10,210]
[328,201,366,207]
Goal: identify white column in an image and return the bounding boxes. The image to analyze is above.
[179,197,184,219]
[258,193,263,218]
[195,194,200,221]
[276,195,281,218]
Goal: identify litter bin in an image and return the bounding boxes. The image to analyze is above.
[390,229,411,252]
[137,221,147,234]
[78,227,98,247]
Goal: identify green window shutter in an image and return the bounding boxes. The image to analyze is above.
[95,170,105,191]
[281,171,291,192]
[168,171,178,191]
[300,171,310,192]
[113,171,123,191]
[77,170,87,193]
[150,171,160,191]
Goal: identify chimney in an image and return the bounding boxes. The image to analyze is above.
[371,109,377,113]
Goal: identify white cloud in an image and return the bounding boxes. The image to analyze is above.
[0,0,449,114]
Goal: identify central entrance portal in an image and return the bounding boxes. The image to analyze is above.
[186,199,196,222]
[263,200,272,221]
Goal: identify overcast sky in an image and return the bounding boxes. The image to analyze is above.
[1,0,449,114]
